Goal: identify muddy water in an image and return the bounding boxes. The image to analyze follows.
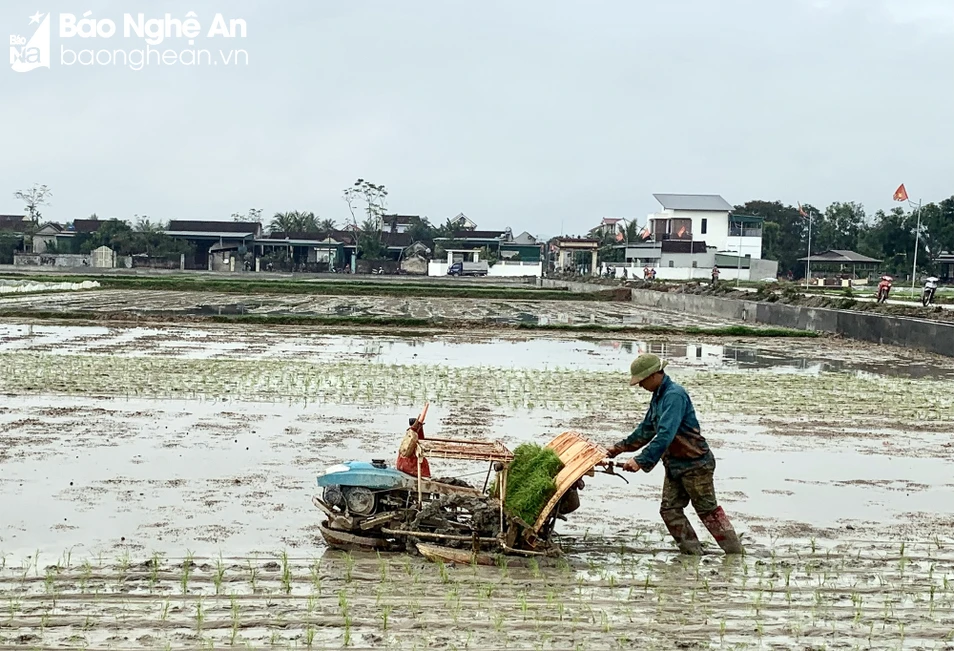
[0,322,951,379]
[0,288,757,328]
[3,395,954,562]
[2,323,954,649]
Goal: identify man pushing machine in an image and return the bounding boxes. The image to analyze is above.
[605,353,743,555]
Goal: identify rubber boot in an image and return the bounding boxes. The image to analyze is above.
[660,509,703,555]
[700,506,744,554]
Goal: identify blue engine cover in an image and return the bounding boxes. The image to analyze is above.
[316,461,416,490]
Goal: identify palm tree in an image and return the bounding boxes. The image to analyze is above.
[268,212,296,235]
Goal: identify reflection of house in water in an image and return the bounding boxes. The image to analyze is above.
[635,342,728,366]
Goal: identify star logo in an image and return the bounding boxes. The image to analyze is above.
[29,11,44,24]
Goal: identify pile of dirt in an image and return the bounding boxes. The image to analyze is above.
[633,280,954,323]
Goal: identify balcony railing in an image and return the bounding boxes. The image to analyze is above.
[728,226,762,237]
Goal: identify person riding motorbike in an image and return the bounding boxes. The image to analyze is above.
[923,276,940,306]
[876,275,893,303]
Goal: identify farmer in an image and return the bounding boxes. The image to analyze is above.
[605,353,743,555]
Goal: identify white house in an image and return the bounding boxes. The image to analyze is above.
[648,193,763,260]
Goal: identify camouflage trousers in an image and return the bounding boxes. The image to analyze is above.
[660,465,719,516]
[659,463,743,554]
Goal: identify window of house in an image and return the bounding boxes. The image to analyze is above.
[692,261,697,268]
[668,260,674,267]
[701,218,707,234]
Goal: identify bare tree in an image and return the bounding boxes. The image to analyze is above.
[232,208,263,222]
[343,180,388,266]
[343,179,388,231]
[14,183,52,226]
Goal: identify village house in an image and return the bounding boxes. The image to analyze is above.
[604,193,778,281]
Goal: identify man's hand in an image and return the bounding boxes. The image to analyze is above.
[622,458,640,473]
[605,445,623,459]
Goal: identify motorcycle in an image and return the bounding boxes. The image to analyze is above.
[876,275,893,303]
[312,403,623,563]
[922,276,940,306]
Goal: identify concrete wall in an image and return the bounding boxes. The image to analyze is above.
[430,260,542,277]
[540,278,954,358]
[14,253,91,267]
[604,264,758,282]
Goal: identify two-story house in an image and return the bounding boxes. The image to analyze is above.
[615,193,776,280]
[647,193,764,259]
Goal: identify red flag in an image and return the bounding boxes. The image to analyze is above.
[614,231,624,242]
[893,184,908,202]
[797,203,807,217]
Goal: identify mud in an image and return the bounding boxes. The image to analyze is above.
[1,324,953,649]
[0,288,766,328]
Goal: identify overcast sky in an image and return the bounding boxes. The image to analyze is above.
[1,0,951,237]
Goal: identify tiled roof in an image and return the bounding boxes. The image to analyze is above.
[168,220,262,233]
[73,219,104,233]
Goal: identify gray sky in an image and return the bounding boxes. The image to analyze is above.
[1,0,951,237]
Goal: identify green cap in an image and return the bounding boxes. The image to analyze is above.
[629,353,668,385]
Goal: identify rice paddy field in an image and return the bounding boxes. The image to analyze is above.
[2,316,954,649]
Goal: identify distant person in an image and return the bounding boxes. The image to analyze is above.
[711,266,720,284]
[605,354,743,555]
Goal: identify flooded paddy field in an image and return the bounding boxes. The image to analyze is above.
[1,323,953,649]
[0,288,769,328]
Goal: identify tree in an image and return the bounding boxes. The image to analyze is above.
[733,201,806,276]
[14,183,52,226]
[318,218,337,232]
[232,208,263,222]
[813,201,866,252]
[268,211,319,234]
[343,179,388,231]
[916,197,954,270]
[357,217,387,259]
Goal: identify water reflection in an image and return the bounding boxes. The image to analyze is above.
[617,341,952,379]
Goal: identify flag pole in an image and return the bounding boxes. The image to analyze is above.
[805,207,812,289]
[910,198,922,295]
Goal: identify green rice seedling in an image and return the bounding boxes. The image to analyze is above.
[80,560,92,593]
[246,560,258,592]
[280,550,292,594]
[437,559,449,584]
[310,559,322,595]
[380,603,393,631]
[195,598,204,633]
[160,599,170,621]
[305,626,315,648]
[376,553,388,582]
[44,566,56,594]
[343,615,352,647]
[519,593,529,620]
[214,554,226,595]
[149,553,161,591]
[229,594,239,646]
[180,561,192,595]
[492,611,505,632]
[117,549,130,582]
